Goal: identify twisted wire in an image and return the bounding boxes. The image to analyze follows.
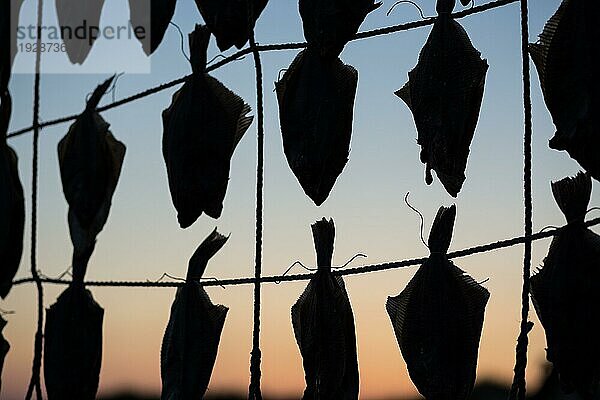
[24,0,44,398]
[509,0,534,397]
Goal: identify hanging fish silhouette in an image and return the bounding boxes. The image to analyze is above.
[55,0,105,64]
[396,2,488,197]
[531,172,600,399]
[0,91,24,299]
[163,24,253,228]
[386,205,490,400]
[193,0,269,52]
[276,49,357,206]
[0,0,24,91]
[529,1,600,181]
[0,316,9,392]
[44,283,104,400]
[129,0,177,55]
[300,0,381,58]
[161,229,229,400]
[276,0,380,205]
[58,76,126,271]
[291,218,359,399]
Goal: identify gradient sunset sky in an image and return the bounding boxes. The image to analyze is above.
[3,0,598,399]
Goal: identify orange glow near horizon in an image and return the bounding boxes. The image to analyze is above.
[3,251,553,400]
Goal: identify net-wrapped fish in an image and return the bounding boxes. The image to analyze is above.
[0,91,24,299]
[299,0,381,58]
[0,0,24,91]
[0,316,9,392]
[55,0,105,64]
[529,0,600,181]
[396,2,488,197]
[162,24,252,228]
[276,0,379,206]
[531,172,600,399]
[193,0,268,51]
[44,283,104,400]
[58,76,126,276]
[386,205,490,399]
[161,229,229,399]
[276,49,357,206]
[291,218,359,399]
[129,0,177,55]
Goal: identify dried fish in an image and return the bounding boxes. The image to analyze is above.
[129,0,177,55]
[193,0,268,51]
[0,0,24,91]
[58,76,126,278]
[163,24,252,228]
[46,89,115,397]
[276,48,357,206]
[0,316,9,392]
[531,172,600,399]
[44,284,104,400]
[396,7,488,197]
[299,0,381,58]
[291,218,359,399]
[55,0,105,64]
[0,91,24,299]
[161,229,229,399]
[386,205,490,400]
[529,0,600,181]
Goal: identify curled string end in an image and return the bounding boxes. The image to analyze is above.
[275,261,315,284]
[334,253,368,270]
[404,192,429,250]
[169,22,191,63]
[386,0,430,20]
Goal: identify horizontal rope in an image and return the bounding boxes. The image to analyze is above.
[6,0,518,139]
[11,216,600,289]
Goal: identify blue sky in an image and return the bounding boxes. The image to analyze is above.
[3,0,598,398]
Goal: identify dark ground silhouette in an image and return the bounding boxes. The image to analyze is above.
[99,367,600,400]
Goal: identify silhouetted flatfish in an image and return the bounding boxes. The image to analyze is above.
[0,91,24,299]
[531,172,600,399]
[0,316,9,392]
[55,0,105,64]
[386,205,490,400]
[299,0,381,58]
[129,0,177,55]
[162,25,252,228]
[529,0,600,181]
[58,76,126,278]
[161,229,229,400]
[44,283,104,400]
[0,0,24,91]
[396,3,488,197]
[291,218,359,399]
[193,0,268,51]
[276,48,357,206]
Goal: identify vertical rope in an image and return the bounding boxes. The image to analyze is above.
[248,6,265,400]
[24,0,44,399]
[509,0,533,398]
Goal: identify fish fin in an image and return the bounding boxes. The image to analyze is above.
[427,205,456,254]
[86,75,116,110]
[187,228,229,280]
[312,218,335,269]
[551,171,591,223]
